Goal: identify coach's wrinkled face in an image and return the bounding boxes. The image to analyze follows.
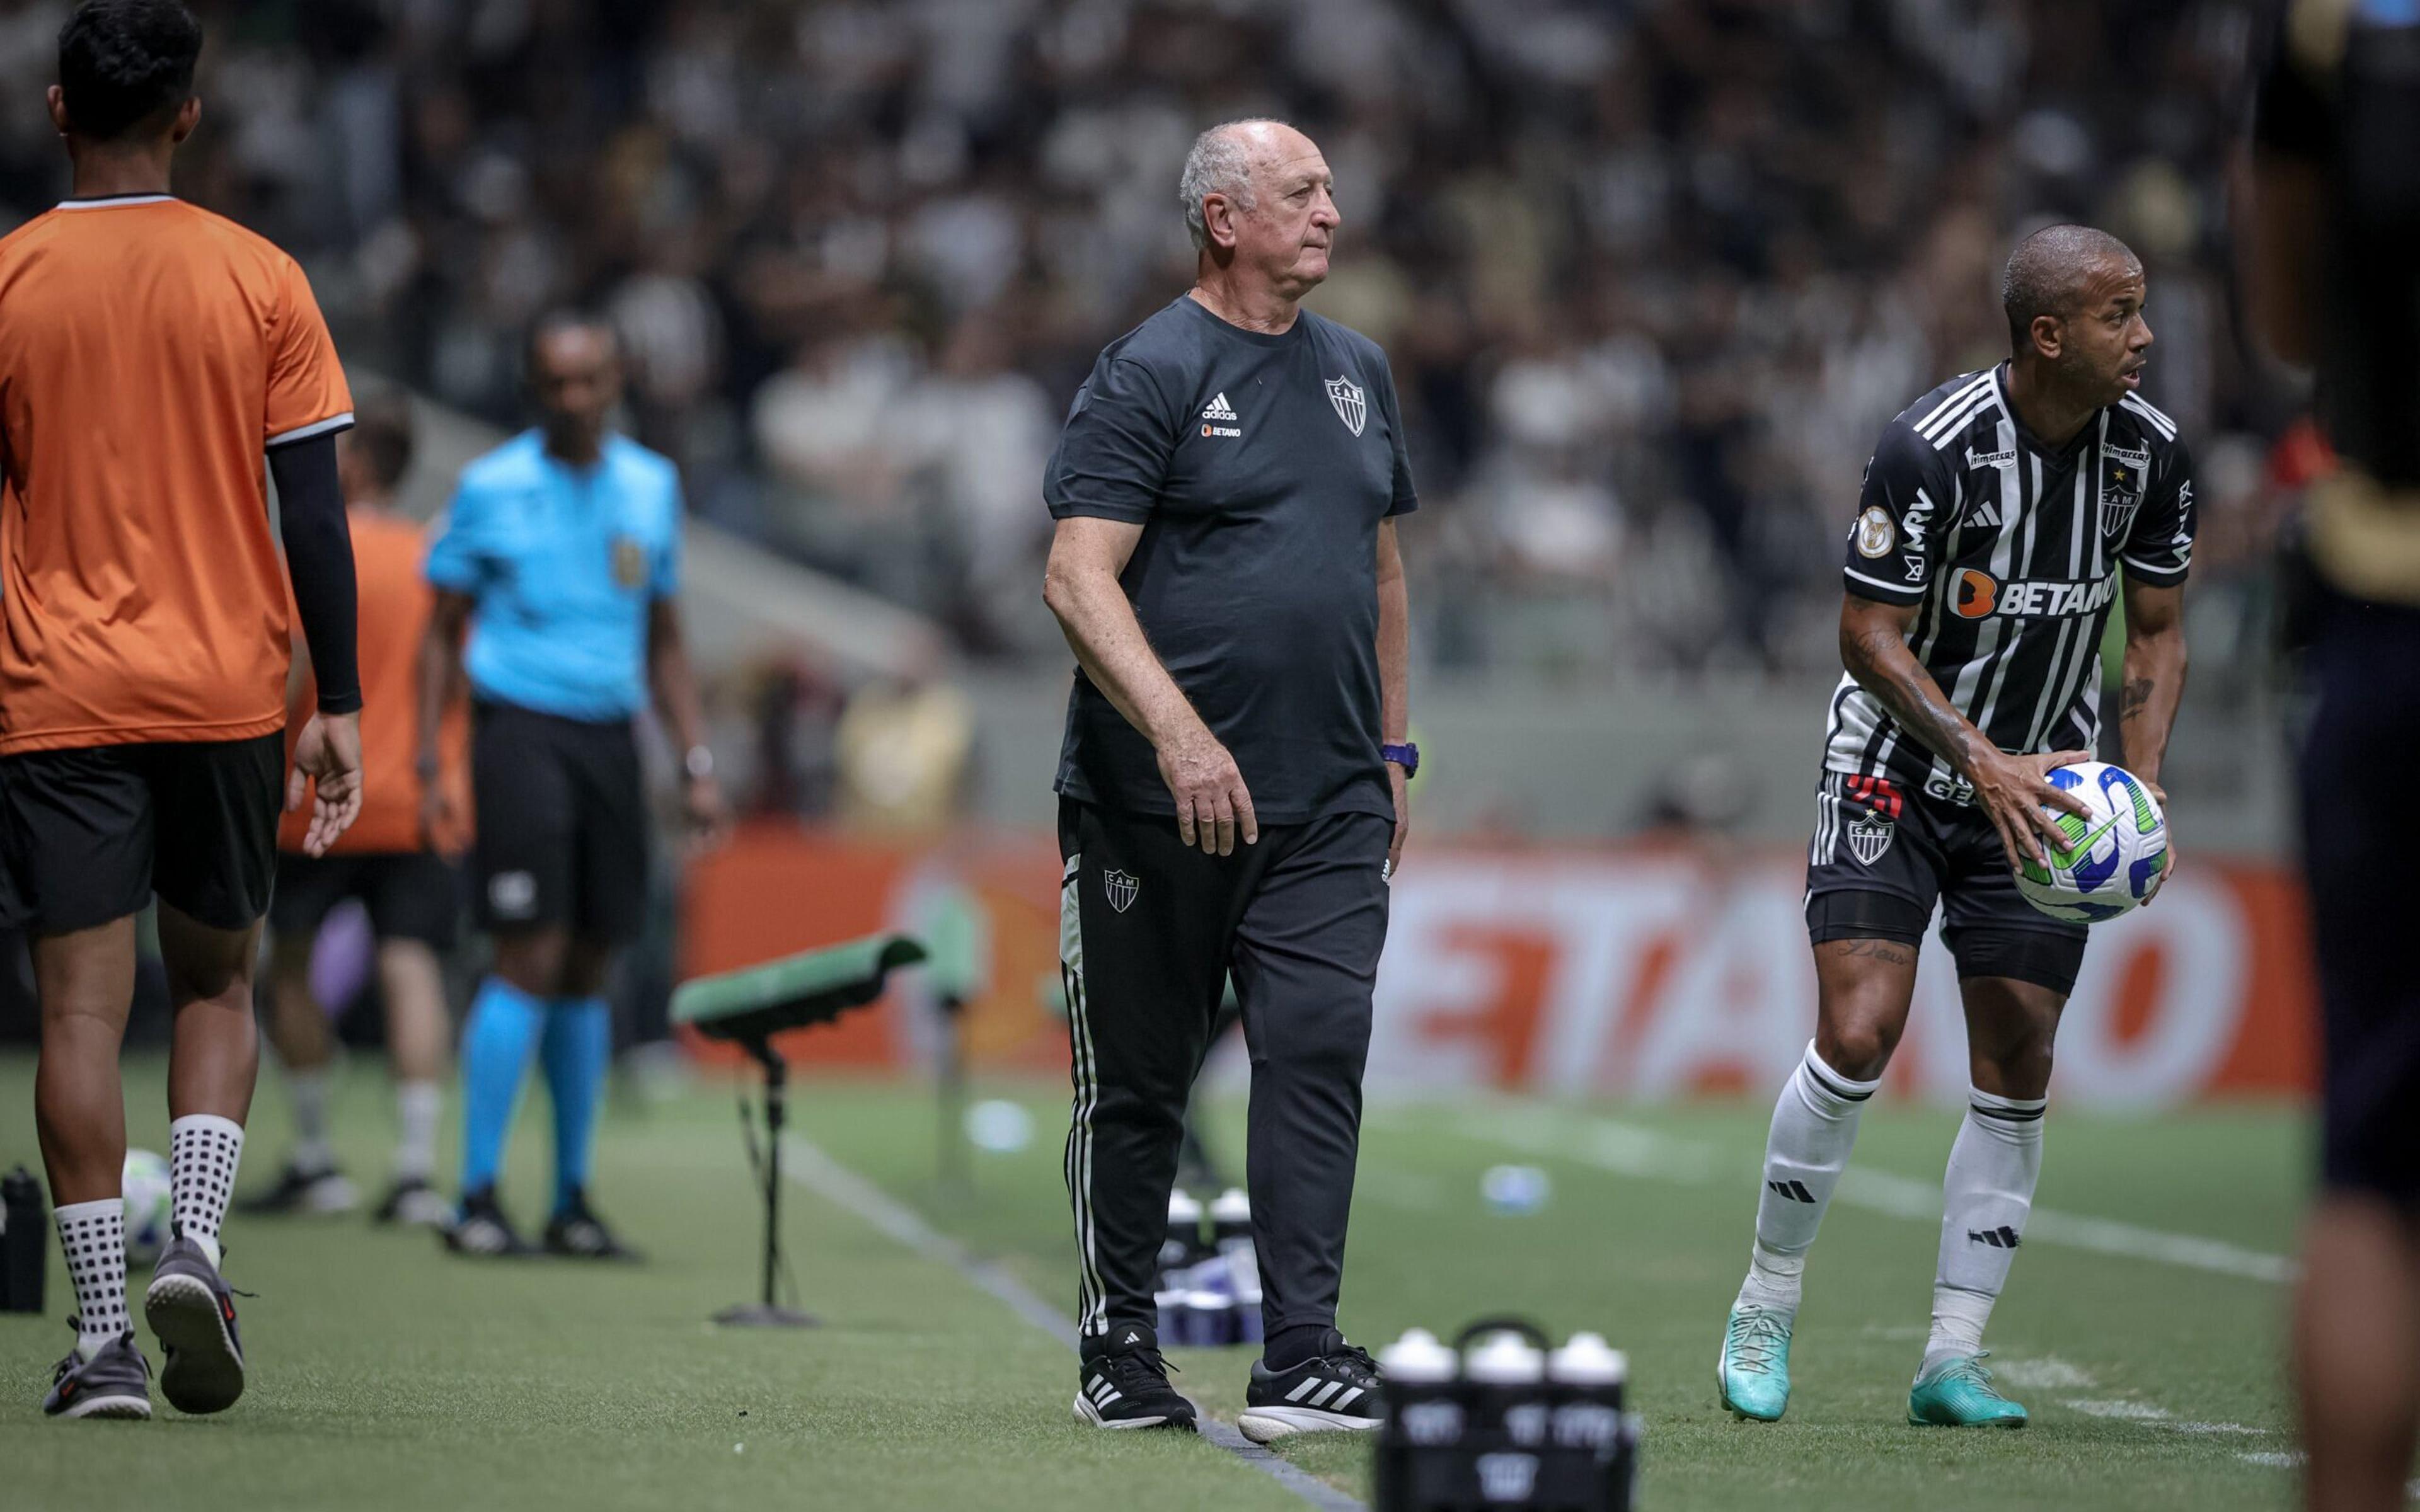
[530,324,622,452]
[1206,125,1341,295]
[2044,257,2153,406]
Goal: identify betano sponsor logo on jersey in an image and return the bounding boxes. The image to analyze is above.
[1951,568,2116,620]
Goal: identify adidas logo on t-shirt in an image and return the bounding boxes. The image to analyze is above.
[1201,392,1238,421]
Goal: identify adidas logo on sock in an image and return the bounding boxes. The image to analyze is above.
[1201,392,1238,421]
[1122,1329,1141,1346]
[1766,1179,1816,1204]
[1968,1225,2022,1249]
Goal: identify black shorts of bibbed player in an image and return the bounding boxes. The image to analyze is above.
[1802,771,2087,997]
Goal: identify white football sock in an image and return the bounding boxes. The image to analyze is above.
[170,1114,245,1269]
[1736,1040,1879,1314]
[1925,1085,2046,1370]
[393,1080,442,1183]
[288,1065,334,1172]
[56,1200,129,1360]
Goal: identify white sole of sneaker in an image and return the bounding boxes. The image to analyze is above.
[1236,1406,1383,1443]
[144,1273,244,1415]
[300,1177,360,1215]
[1072,1393,1190,1431]
[51,1392,151,1420]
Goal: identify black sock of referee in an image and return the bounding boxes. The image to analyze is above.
[1265,1324,1340,1372]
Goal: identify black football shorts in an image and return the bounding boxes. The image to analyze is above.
[1804,770,2087,995]
[0,731,283,935]
[270,850,461,949]
[469,701,648,939]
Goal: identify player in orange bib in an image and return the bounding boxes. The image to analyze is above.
[242,389,468,1230]
[5,1,364,1422]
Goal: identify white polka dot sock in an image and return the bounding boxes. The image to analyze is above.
[55,1199,129,1360]
[169,1114,245,1269]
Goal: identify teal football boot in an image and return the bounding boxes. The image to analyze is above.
[1716,1305,1793,1421]
[1907,1353,2027,1428]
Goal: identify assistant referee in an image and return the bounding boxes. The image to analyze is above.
[1043,119,1414,1442]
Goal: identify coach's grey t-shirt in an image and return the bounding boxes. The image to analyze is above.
[1045,295,1417,825]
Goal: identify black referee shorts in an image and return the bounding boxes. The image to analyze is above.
[0,731,284,935]
[2301,590,2420,1207]
[270,850,461,949]
[1057,796,1391,1351]
[470,701,648,941]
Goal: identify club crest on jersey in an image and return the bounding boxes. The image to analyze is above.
[1855,505,1895,559]
[1102,868,1139,914]
[1325,375,1366,437]
[611,534,647,590]
[1847,811,1894,866]
[2099,457,2146,542]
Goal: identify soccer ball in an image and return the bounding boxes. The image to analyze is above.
[2014,761,2168,924]
[122,1149,173,1268]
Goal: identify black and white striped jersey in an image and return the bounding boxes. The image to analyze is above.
[1825,363,2195,802]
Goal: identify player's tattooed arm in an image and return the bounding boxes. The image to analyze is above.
[1838,593,2089,869]
[2116,579,2188,798]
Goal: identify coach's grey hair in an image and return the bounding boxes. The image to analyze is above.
[2002,224,2139,353]
[1180,120,1277,251]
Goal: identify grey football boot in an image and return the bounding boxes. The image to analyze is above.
[42,1328,153,1420]
[143,1235,246,1414]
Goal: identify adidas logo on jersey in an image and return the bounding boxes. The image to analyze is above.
[1201,392,1238,421]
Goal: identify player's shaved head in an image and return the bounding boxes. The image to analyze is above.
[2002,225,2141,354]
[56,0,201,142]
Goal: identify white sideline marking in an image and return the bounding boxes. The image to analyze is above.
[1448,1106,2297,1284]
[783,1137,1368,1512]
[1991,1358,2096,1390]
[2065,1399,2172,1421]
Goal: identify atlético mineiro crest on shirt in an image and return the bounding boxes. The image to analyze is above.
[2099,449,2148,543]
[1325,374,1366,437]
[1103,868,1139,914]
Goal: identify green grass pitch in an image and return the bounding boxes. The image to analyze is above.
[1,1055,2310,1510]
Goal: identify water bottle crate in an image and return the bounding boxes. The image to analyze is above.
[1375,1316,1639,1512]
[1376,1429,1639,1512]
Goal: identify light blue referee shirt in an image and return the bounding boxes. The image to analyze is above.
[425,430,683,722]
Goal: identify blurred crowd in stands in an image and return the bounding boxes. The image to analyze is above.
[0,0,2296,689]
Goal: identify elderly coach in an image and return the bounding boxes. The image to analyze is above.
[1042,119,1415,1442]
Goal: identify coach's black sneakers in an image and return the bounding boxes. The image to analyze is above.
[543,1187,642,1261]
[42,1327,151,1420]
[1075,1328,1197,1431]
[239,1159,358,1217]
[444,1187,534,1257]
[1238,1330,1385,1443]
[143,1237,245,1415]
